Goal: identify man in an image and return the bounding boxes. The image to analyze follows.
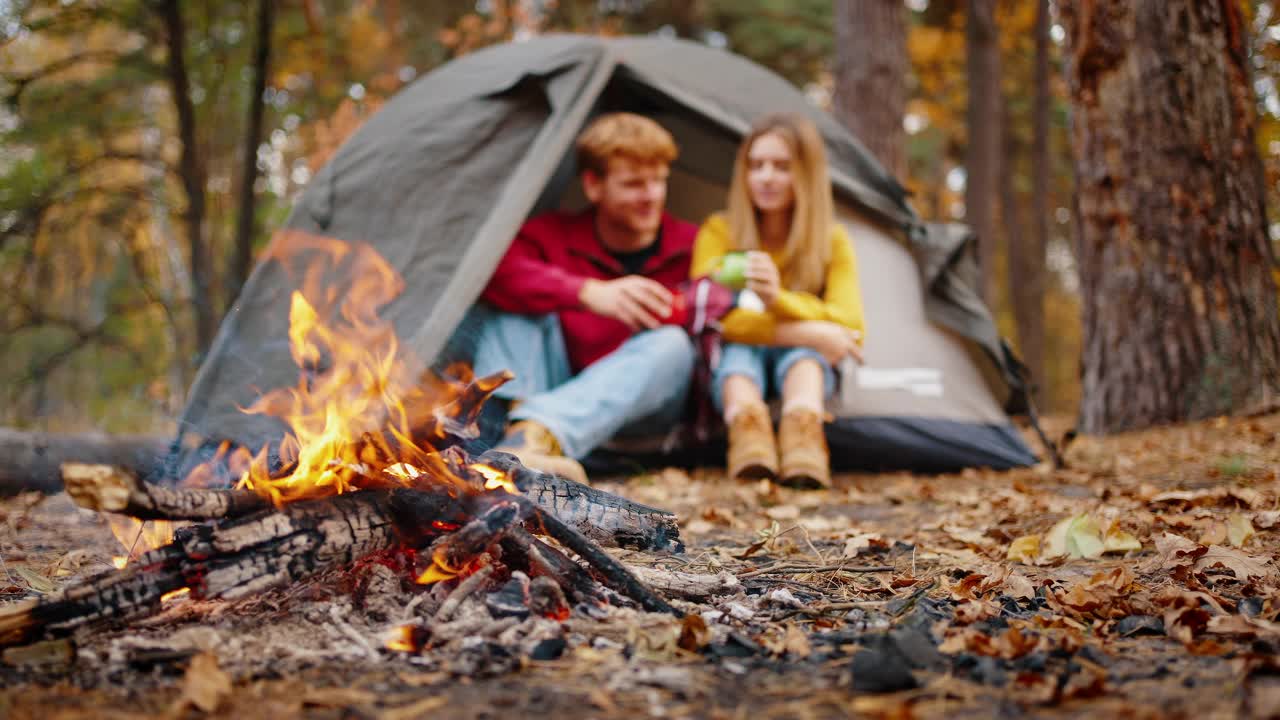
[460,113,697,483]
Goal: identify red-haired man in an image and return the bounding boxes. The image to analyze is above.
[456,113,697,482]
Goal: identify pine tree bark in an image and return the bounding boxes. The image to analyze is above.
[1062,0,1280,433]
[965,0,1001,305]
[1007,0,1051,408]
[228,0,275,310]
[833,0,907,179]
[158,0,215,353]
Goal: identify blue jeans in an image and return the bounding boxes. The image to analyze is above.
[712,344,836,411]
[444,305,695,459]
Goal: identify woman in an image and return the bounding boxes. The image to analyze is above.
[691,113,865,488]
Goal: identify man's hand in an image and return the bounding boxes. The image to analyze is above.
[579,276,673,331]
[776,321,864,365]
[745,251,781,307]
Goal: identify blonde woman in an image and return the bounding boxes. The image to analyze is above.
[691,113,865,488]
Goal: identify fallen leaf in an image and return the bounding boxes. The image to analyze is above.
[1006,535,1040,564]
[1198,521,1228,546]
[953,599,1000,625]
[1205,614,1280,638]
[1227,487,1266,508]
[781,623,811,658]
[1145,532,1205,573]
[173,652,232,714]
[1044,514,1105,560]
[1048,567,1137,620]
[1103,525,1142,554]
[842,532,881,559]
[1195,546,1271,581]
[1003,572,1037,600]
[677,614,710,652]
[1227,513,1256,548]
[759,622,811,658]
[10,566,57,594]
[943,524,995,548]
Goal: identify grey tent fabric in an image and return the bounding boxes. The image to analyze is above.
[167,35,1034,478]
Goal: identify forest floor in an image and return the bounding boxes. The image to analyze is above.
[1,413,1277,719]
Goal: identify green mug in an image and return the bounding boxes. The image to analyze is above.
[713,251,749,290]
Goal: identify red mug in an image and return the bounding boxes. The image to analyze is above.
[661,292,688,326]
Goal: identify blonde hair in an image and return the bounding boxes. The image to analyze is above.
[725,113,833,295]
[576,113,678,176]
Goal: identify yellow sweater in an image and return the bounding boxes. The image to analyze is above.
[690,213,866,345]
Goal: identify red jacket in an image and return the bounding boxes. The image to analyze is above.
[481,208,697,372]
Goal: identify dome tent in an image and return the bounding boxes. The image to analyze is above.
[170,35,1037,478]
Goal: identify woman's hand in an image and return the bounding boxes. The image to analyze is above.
[775,321,863,365]
[745,251,781,307]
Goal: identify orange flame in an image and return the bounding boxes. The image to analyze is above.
[107,516,177,564]
[385,624,428,653]
[471,463,517,494]
[415,557,462,585]
[182,232,504,507]
[161,588,191,603]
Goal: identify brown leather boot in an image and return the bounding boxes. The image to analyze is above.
[778,409,830,489]
[727,403,778,481]
[493,420,590,486]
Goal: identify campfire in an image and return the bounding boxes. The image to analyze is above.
[0,235,682,651]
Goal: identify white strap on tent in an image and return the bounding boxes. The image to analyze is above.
[849,366,944,398]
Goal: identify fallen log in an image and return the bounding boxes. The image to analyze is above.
[62,458,683,554]
[0,489,406,645]
[62,463,268,521]
[479,451,683,553]
[0,428,167,496]
[3,471,680,644]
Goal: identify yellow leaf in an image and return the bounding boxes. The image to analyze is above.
[1045,514,1106,560]
[1227,513,1255,548]
[1067,515,1106,559]
[1103,526,1142,554]
[1007,534,1041,564]
[1042,515,1073,559]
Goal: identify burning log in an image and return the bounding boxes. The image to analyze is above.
[479,451,683,553]
[2,461,680,645]
[62,463,269,521]
[61,456,682,554]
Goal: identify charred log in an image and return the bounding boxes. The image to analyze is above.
[62,463,268,521]
[479,451,683,553]
[64,453,684,555]
[0,490,408,645]
[2,471,681,644]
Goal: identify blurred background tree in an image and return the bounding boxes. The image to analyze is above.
[2,0,1278,434]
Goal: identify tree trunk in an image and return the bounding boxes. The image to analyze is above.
[1062,0,1280,434]
[965,0,1001,306]
[228,0,275,310]
[833,0,907,178]
[158,0,215,353]
[1007,0,1050,409]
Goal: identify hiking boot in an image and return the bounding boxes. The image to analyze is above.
[493,420,590,486]
[727,403,778,481]
[778,409,830,489]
